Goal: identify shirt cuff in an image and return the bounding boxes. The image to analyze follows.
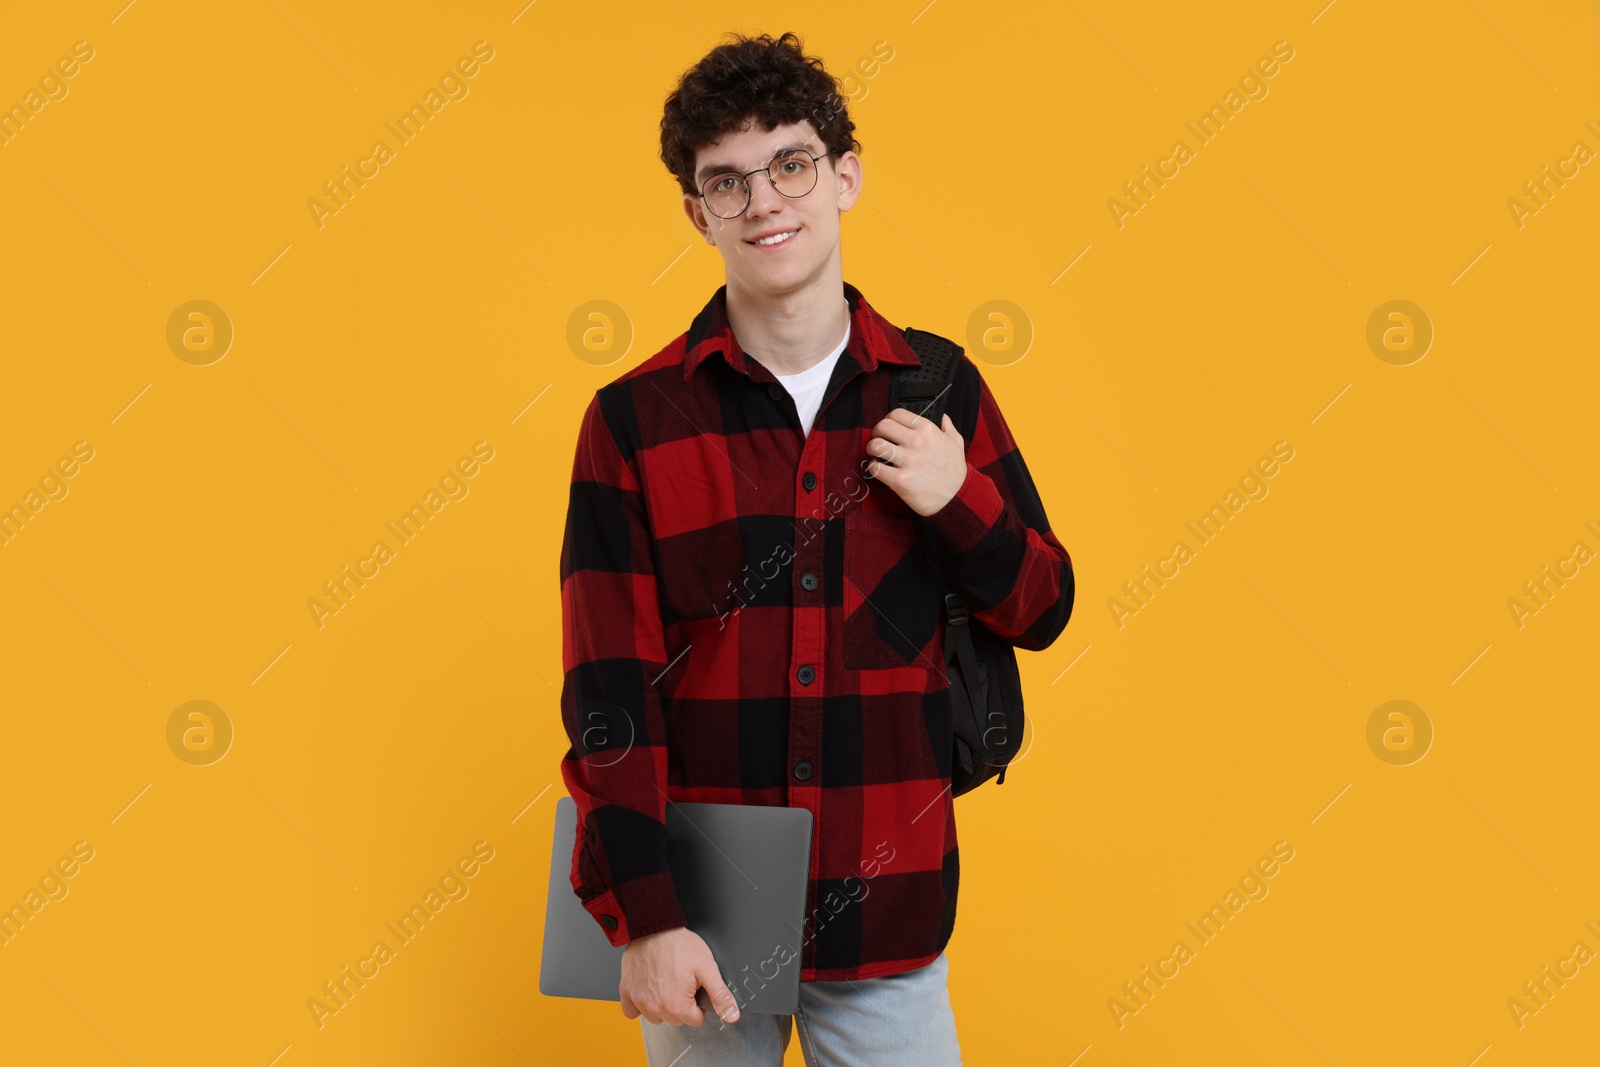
[582,870,688,947]
[924,462,1005,557]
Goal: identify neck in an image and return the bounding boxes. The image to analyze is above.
[725,268,851,377]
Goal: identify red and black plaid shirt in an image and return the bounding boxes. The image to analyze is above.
[559,280,1074,982]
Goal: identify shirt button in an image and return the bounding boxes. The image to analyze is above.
[768,384,784,400]
[794,760,813,781]
[800,572,819,591]
[796,665,815,685]
[599,914,618,931]
[802,472,817,491]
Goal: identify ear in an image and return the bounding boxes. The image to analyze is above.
[833,151,863,211]
[683,193,713,242]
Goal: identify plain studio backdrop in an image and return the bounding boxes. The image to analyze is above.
[0,1,1595,1064]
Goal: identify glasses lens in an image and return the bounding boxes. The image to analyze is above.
[770,152,817,196]
[703,173,748,218]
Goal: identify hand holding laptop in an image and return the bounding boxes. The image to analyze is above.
[540,796,813,1017]
[621,926,742,1027]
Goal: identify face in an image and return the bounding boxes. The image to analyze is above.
[683,118,862,297]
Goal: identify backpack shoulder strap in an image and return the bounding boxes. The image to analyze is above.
[892,325,968,600]
[892,326,964,426]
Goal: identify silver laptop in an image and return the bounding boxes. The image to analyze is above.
[540,795,814,1015]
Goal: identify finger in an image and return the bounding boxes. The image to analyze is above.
[692,987,718,1026]
[632,997,666,1025]
[673,990,706,1028]
[620,991,639,1020]
[874,414,918,443]
[701,972,742,1025]
[863,457,901,485]
[865,438,900,467]
[888,407,924,429]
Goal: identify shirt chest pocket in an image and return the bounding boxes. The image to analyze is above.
[842,510,944,670]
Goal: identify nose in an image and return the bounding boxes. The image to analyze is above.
[744,169,786,217]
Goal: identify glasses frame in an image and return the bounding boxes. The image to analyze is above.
[697,149,834,220]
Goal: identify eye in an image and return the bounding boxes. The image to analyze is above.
[710,175,741,193]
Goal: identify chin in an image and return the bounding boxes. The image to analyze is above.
[739,262,813,293]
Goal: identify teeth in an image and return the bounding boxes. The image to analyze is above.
[752,230,797,246]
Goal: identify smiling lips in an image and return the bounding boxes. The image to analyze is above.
[747,228,799,248]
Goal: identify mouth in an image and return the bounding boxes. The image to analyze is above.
[746,228,800,250]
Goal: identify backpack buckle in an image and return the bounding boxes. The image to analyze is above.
[944,591,969,626]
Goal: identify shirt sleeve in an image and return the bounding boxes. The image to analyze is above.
[920,357,1075,650]
[558,389,687,947]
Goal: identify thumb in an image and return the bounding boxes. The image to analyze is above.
[699,963,741,1023]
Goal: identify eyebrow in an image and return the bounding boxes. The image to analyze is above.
[695,141,819,188]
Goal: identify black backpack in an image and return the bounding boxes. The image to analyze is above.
[891,326,1027,798]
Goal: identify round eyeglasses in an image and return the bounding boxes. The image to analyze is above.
[698,149,833,220]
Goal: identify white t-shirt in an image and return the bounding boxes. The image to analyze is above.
[771,323,850,438]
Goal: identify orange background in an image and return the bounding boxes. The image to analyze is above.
[1,1,1596,1064]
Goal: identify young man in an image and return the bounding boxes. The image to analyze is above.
[558,31,1074,1065]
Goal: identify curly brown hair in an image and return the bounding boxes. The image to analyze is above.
[659,31,861,198]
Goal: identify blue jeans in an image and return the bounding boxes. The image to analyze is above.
[639,951,962,1065]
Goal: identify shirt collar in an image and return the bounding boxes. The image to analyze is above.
[681,280,923,383]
